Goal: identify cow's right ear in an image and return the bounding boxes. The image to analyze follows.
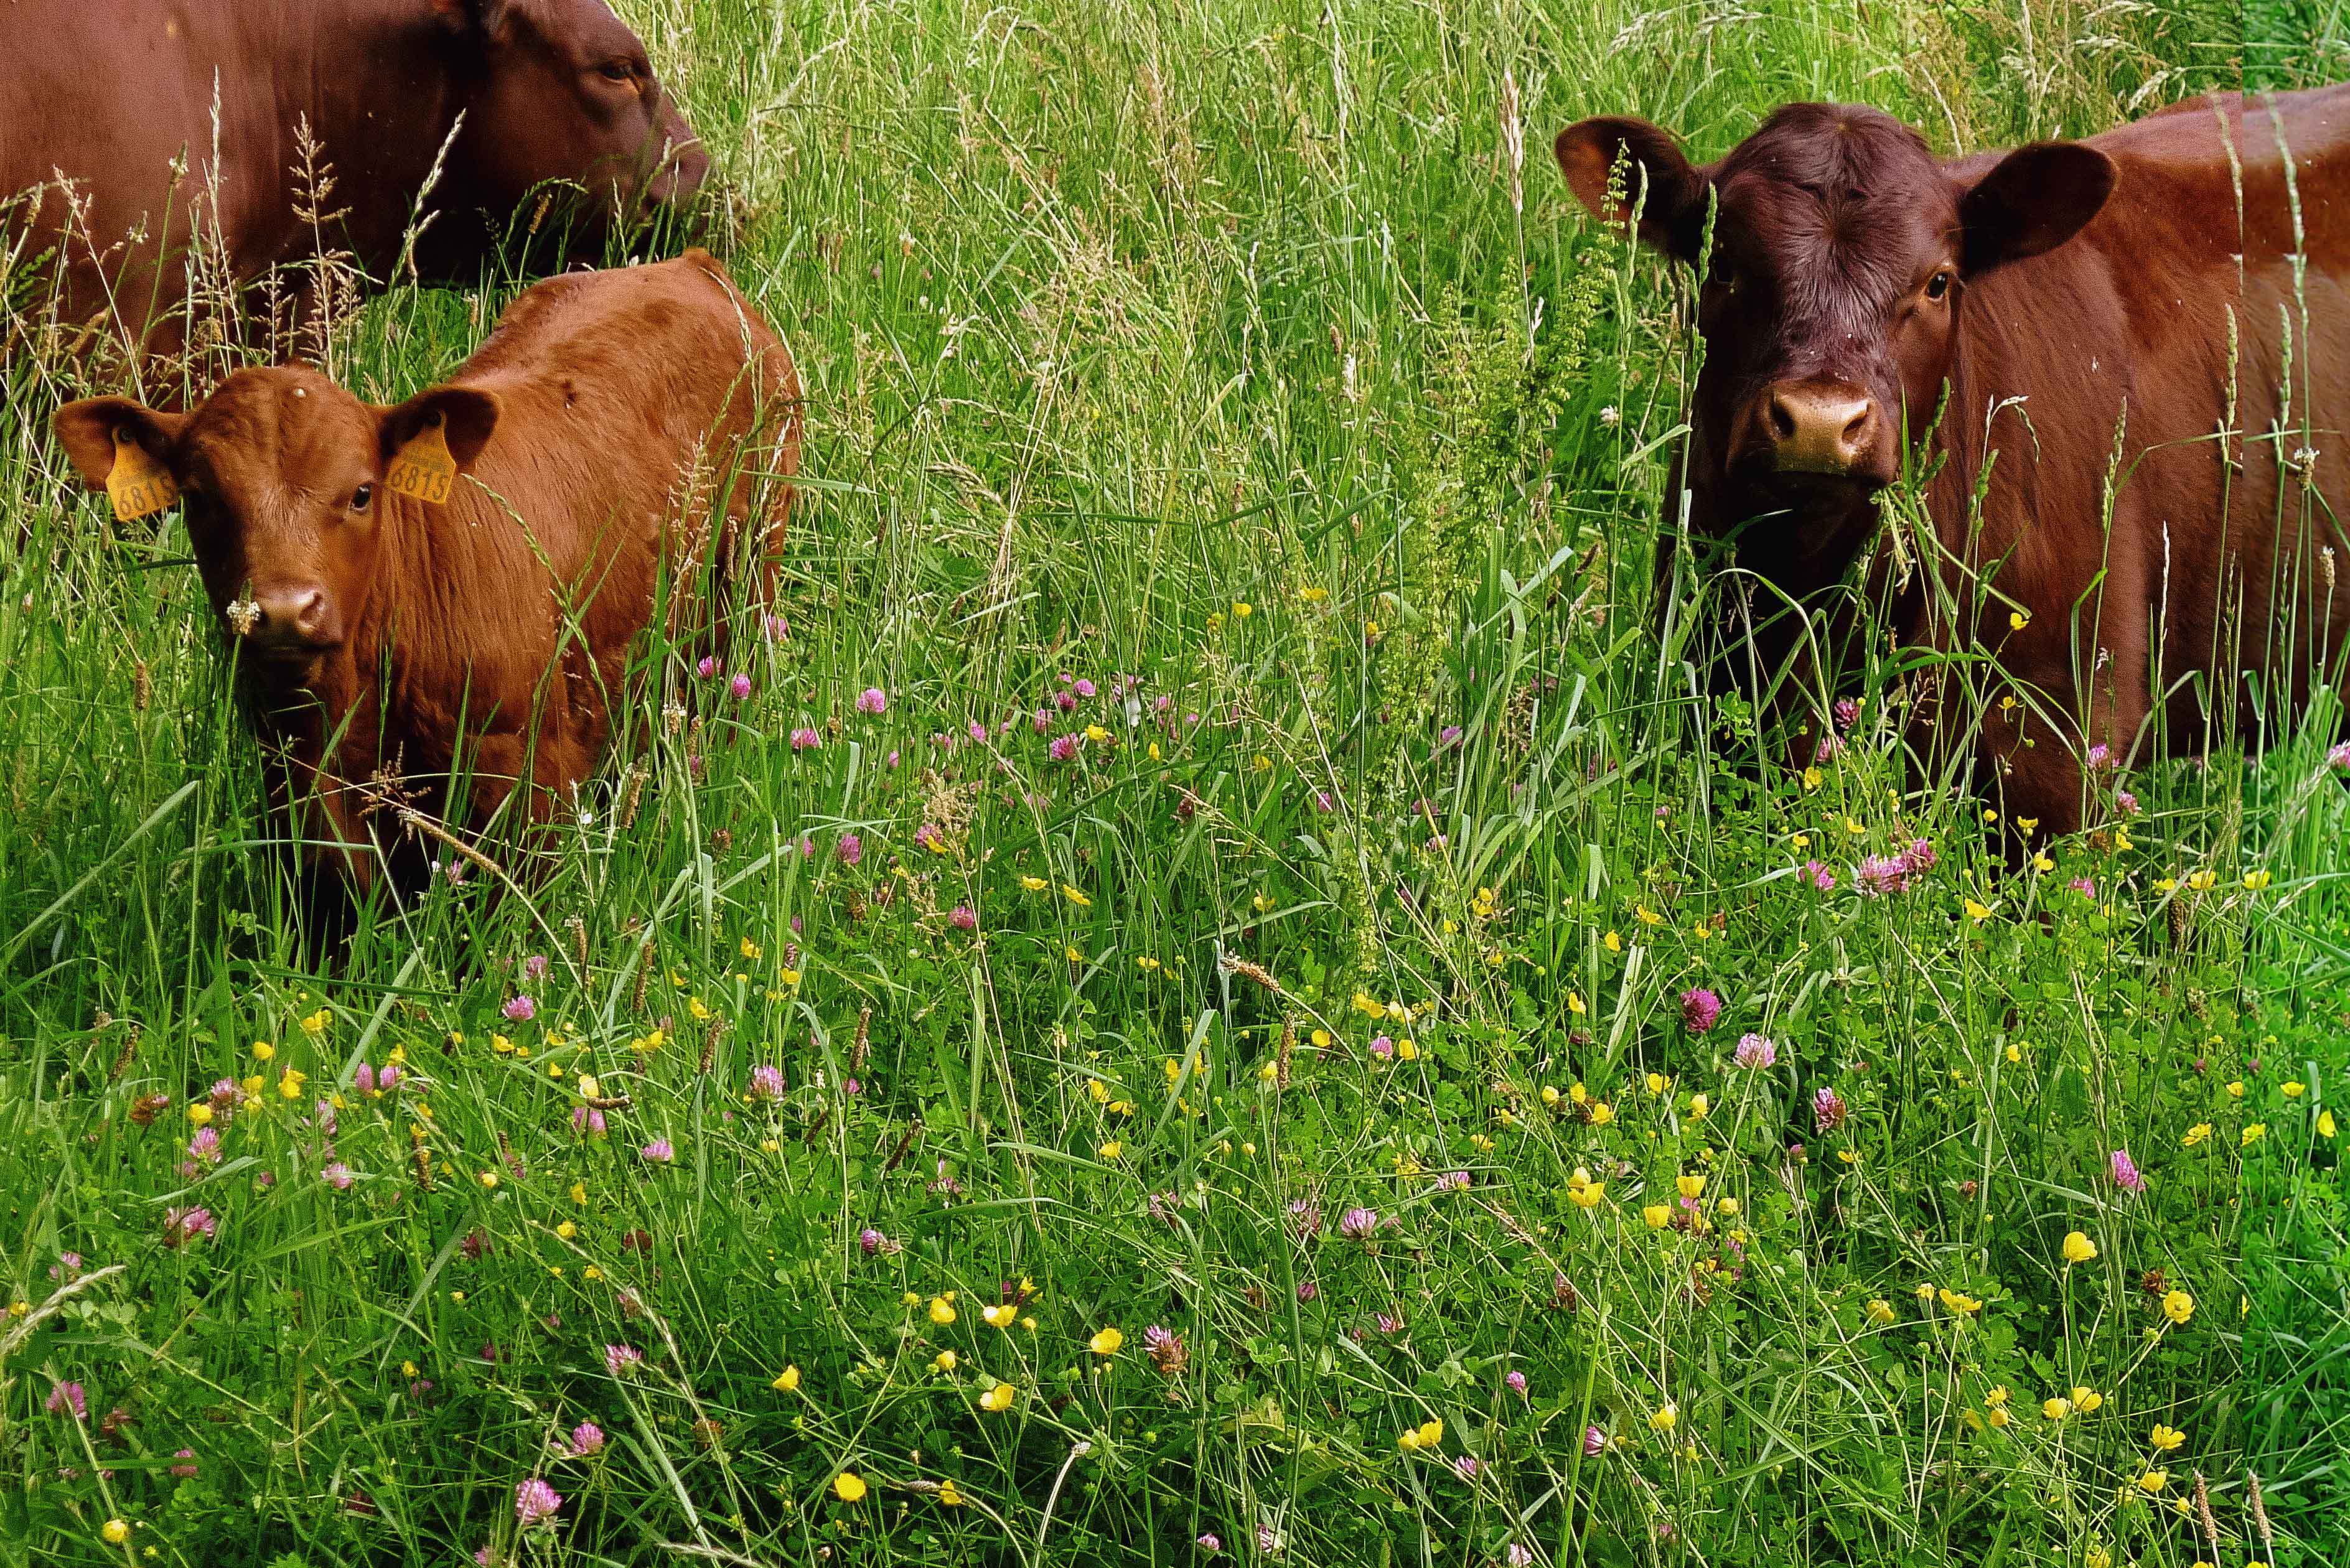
[379,387,501,475]
[52,397,187,489]
[1555,117,1710,264]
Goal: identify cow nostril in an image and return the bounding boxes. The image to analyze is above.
[293,590,330,635]
[1767,395,1799,442]
[1839,402,1876,450]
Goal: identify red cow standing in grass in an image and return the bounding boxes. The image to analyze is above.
[1555,88,2350,841]
[51,250,800,929]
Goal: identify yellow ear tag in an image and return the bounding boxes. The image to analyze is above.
[385,413,458,504]
[105,429,179,521]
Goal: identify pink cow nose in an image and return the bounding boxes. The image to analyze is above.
[241,587,337,648]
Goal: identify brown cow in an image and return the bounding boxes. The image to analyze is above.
[3,0,708,381]
[1555,90,2350,842]
[50,250,798,923]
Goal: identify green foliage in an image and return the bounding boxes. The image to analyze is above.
[0,2,2342,1567]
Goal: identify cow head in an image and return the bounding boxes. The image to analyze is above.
[434,0,711,237]
[54,370,499,682]
[1555,103,2113,559]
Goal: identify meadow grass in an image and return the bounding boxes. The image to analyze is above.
[1,1,2344,1564]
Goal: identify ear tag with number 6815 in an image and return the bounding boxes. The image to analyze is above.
[105,429,179,521]
[385,412,458,504]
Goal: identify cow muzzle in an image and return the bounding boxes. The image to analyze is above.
[1747,379,1894,484]
[230,587,340,653]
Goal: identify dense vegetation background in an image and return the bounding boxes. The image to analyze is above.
[2,1,2343,1564]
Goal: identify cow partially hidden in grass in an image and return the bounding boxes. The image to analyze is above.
[4,0,711,379]
[51,250,800,937]
[1555,88,2350,842]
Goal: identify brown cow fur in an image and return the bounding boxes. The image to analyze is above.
[52,250,799,916]
[1557,88,2350,843]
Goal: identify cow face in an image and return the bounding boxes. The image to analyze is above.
[1556,104,2113,544]
[439,0,710,230]
[54,371,499,679]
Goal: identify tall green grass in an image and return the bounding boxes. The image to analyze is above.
[1,1,2341,1565]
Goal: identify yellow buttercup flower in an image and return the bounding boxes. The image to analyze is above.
[772,1365,802,1392]
[982,1304,1017,1329]
[2161,1290,2194,1325]
[2071,1386,2102,1414]
[1865,1299,1895,1325]
[2062,1231,2097,1265]
[1649,1402,1677,1432]
[929,1295,957,1325]
[1643,1204,1671,1230]
[1088,1327,1123,1356]
[2148,1423,2184,1452]
[979,1382,1016,1412]
[832,1471,867,1503]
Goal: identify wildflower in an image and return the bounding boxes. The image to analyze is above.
[188,1126,221,1165]
[1649,1402,1677,1432]
[1865,1299,1895,1325]
[937,1479,964,1506]
[2161,1289,2194,1325]
[791,726,822,750]
[1679,988,1722,1032]
[169,1449,197,1478]
[102,1519,129,1546]
[1812,1086,1848,1133]
[2043,1397,2072,1420]
[1098,1140,1123,1160]
[1063,884,1092,907]
[276,1067,307,1101]
[503,995,536,1023]
[162,1206,217,1248]
[929,1295,957,1325]
[833,1470,868,1503]
[2181,1122,2212,1147]
[1337,1206,1379,1239]
[1369,1034,1394,1060]
[1198,1534,1224,1554]
[772,1366,802,1392]
[1144,1325,1189,1376]
[603,1344,644,1377]
[1088,1327,1124,1356]
[2135,1468,2168,1495]
[2105,1147,2146,1193]
[1583,1425,1606,1456]
[1505,1370,1528,1395]
[978,1381,1016,1412]
[324,1161,354,1190]
[1733,1034,1777,1069]
[982,1303,1017,1329]
[1804,859,1837,891]
[749,1065,785,1101]
[2062,1231,2098,1265]
[1507,1547,1537,1568]
[515,1478,562,1527]
[856,687,887,714]
[950,904,977,930]
[46,1381,87,1420]
[2242,1122,2267,1147]
[2149,1423,2184,1452]
[2071,1386,2104,1414]
[1453,1454,1479,1480]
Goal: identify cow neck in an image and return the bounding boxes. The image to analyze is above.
[359,476,505,706]
[271,7,472,283]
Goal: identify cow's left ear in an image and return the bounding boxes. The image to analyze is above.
[379,387,501,475]
[1958,142,2115,275]
[430,0,512,42]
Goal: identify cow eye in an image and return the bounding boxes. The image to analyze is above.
[597,58,635,83]
[1925,270,1952,301]
[350,484,373,512]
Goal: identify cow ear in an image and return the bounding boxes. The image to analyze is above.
[380,387,500,475]
[52,397,186,489]
[430,0,512,41]
[1555,116,1710,264]
[1958,142,2114,275]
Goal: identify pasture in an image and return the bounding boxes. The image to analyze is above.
[1,1,2344,1565]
